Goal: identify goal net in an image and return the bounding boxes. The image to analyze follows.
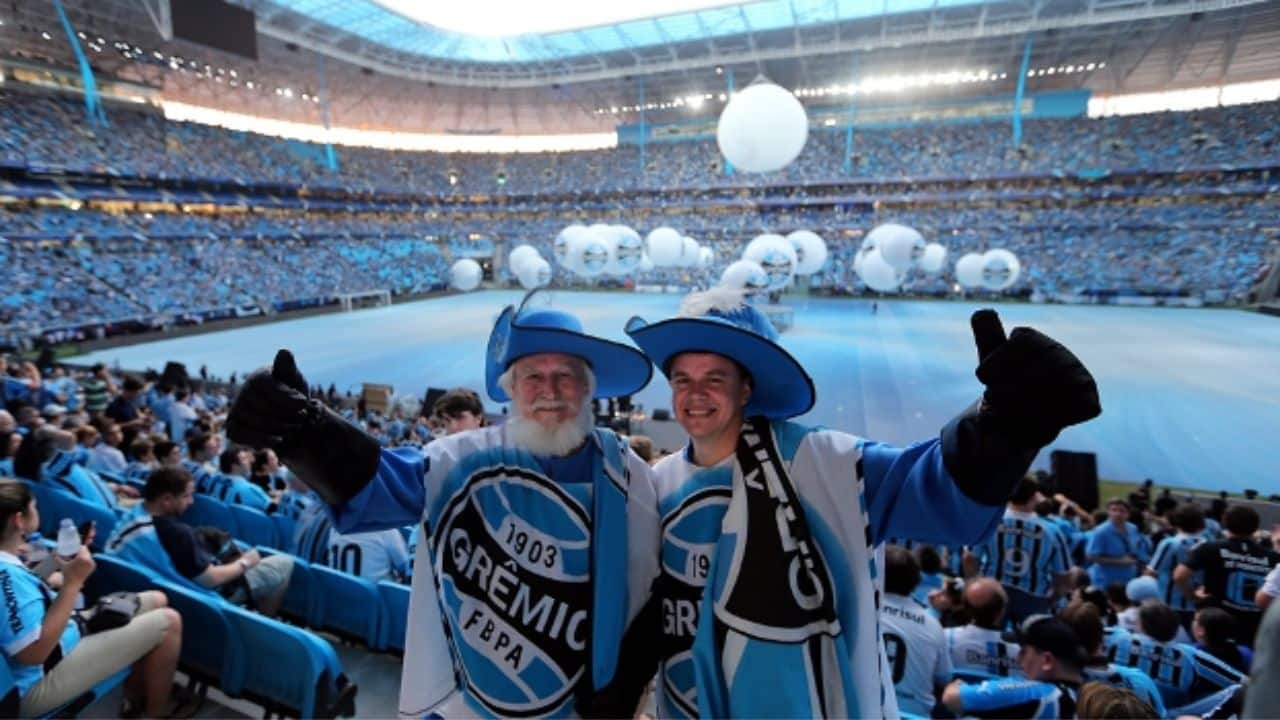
[336,289,392,312]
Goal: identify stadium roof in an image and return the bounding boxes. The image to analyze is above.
[262,0,988,63]
[3,0,1280,135]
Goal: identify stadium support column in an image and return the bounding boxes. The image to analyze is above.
[724,67,735,176]
[318,57,340,172]
[53,0,107,128]
[1012,36,1033,148]
[638,77,647,178]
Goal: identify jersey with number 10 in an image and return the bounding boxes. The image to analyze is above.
[977,510,1069,598]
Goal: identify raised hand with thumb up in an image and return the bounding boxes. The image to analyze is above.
[226,350,381,507]
[941,310,1101,506]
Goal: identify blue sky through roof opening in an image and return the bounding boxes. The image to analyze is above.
[270,0,986,63]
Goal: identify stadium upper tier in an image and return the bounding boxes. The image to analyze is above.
[2,89,1279,194]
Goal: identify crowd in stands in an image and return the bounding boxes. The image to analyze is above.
[882,475,1279,718]
[1,350,1278,717]
[4,89,1278,193]
[1,86,1278,344]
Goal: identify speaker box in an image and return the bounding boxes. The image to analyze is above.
[1051,450,1099,511]
[161,361,190,389]
[422,387,448,415]
[651,408,671,421]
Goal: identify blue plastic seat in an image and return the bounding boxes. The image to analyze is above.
[309,564,381,647]
[376,581,410,654]
[260,548,321,628]
[272,513,297,553]
[228,504,278,549]
[180,494,238,536]
[221,604,355,718]
[150,577,245,696]
[45,490,118,552]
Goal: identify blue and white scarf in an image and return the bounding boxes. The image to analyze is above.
[693,416,854,718]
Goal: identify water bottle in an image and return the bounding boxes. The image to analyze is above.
[56,519,80,560]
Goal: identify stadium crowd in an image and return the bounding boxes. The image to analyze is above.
[0,350,1277,717]
[3,89,1279,193]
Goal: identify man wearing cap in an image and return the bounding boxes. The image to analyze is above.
[941,616,1086,718]
[225,296,660,718]
[622,288,1100,718]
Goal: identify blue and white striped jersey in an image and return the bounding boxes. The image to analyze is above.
[1105,630,1245,709]
[976,510,1070,598]
[1147,533,1202,611]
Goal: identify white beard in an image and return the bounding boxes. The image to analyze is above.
[505,401,594,457]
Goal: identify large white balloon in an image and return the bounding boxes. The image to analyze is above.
[743,233,797,291]
[855,249,899,293]
[609,226,644,275]
[716,82,809,173]
[867,223,926,271]
[576,227,613,277]
[516,257,552,290]
[449,258,482,292]
[919,242,948,274]
[981,249,1021,290]
[679,237,700,268]
[955,252,986,288]
[508,244,540,275]
[697,246,715,268]
[555,225,588,268]
[720,259,770,295]
[787,230,828,275]
[646,227,684,267]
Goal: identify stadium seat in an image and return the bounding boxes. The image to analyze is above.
[84,553,161,600]
[272,513,297,552]
[309,564,381,647]
[375,580,410,654]
[37,488,117,552]
[149,577,245,697]
[220,604,357,718]
[180,494,238,536]
[228,504,279,549]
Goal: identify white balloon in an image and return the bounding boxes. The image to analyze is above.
[449,258,482,292]
[743,233,797,291]
[716,82,809,173]
[867,223,926,271]
[787,230,828,275]
[576,227,613,277]
[955,252,986,288]
[919,243,948,274]
[553,225,584,266]
[516,256,551,290]
[981,249,1021,290]
[680,237,700,267]
[508,244,540,275]
[720,259,770,295]
[697,246,715,268]
[609,226,644,275]
[646,227,684,267]
[855,249,899,293]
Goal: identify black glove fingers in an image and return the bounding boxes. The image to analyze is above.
[970,309,1007,363]
[224,418,284,449]
[272,349,309,395]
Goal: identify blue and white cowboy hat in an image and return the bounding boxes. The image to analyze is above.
[486,294,653,403]
[624,287,815,419]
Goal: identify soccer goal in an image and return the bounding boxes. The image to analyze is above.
[337,289,392,312]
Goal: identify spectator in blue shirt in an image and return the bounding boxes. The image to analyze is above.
[1087,498,1149,588]
[941,616,1085,718]
[0,480,182,717]
[207,448,271,511]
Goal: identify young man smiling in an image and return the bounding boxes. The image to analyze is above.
[623,287,1101,719]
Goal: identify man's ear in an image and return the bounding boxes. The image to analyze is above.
[741,378,753,408]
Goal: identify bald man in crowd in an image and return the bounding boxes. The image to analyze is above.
[945,578,1023,677]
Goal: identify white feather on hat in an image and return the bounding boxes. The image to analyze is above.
[678,286,747,318]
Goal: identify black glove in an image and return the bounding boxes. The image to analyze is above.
[941,310,1101,505]
[225,350,380,508]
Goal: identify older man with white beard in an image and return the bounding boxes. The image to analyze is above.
[226,297,660,718]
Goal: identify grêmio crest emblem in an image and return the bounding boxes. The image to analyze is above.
[432,467,592,717]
